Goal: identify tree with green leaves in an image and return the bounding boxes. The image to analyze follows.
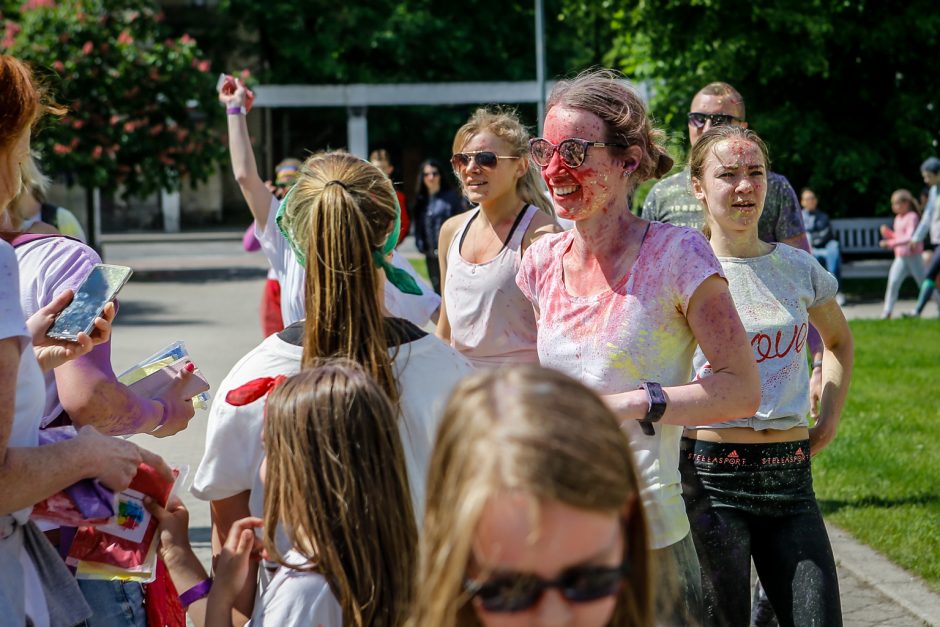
[602,0,940,217]
[4,0,223,204]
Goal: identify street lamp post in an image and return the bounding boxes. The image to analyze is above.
[535,0,546,132]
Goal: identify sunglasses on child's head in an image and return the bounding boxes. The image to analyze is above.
[687,112,742,129]
[464,560,630,613]
[450,151,520,170]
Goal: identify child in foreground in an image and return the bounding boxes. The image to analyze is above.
[147,360,417,627]
[409,365,653,627]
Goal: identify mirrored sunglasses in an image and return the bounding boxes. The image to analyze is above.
[528,137,629,169]
[451,151,520,170]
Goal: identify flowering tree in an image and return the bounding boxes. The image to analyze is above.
[3,0,224,200]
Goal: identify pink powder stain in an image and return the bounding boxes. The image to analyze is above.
[542,106,626,222]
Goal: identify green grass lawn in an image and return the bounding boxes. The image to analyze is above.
[408,256,430,282]
[813,319,940,590]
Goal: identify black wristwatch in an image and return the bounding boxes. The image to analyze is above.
[638,381,667,436]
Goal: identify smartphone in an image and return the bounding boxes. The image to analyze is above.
[47,264,133,341]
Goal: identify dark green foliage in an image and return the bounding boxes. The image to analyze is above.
[4,0,224,197]
[603,0,940,217]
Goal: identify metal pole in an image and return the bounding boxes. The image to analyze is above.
[535,0,546,132]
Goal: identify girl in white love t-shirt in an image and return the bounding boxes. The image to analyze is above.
[517,69,761,625]
[149,361,417,626]
[682,125,853,626]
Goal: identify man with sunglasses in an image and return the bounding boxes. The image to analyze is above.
[642,82,807,250]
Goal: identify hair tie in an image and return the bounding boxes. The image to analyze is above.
[325,179,349,191]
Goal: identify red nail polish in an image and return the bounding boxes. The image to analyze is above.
[185,362,195,372]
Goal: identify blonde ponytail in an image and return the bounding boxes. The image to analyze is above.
[283,151,400,404]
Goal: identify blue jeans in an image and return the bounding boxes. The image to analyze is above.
[76,579,146,627]
[811,240,841,287]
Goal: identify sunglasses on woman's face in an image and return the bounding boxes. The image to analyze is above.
[528,137,629,169]
[450,151,520,170]
[687,112,742,129]
[464,560,630,613]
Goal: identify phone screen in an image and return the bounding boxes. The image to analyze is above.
[47,264,133,340]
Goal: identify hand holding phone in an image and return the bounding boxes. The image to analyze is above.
[47,264,132,342]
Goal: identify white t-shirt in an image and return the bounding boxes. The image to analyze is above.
[516,223,724,550]
[693,244,837,431]
[14,237,101,426]
[1,241,45,524]
[248,550,342,626]
[255,197,440,327]
[192,319,474,530]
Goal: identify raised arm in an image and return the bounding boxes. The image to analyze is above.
[605,275,761,425]
[220,79,276,229]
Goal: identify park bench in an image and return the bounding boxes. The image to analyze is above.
[831,217,893,278]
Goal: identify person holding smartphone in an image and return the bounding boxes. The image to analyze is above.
[0,53,173,627]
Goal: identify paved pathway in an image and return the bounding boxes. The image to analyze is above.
[105,236,938,626]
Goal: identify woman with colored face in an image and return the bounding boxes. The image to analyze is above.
[436,108,558,367]
[685,125,853,626]
[410,365,652,627]
[516,69,761,625]
[412,159,464,293]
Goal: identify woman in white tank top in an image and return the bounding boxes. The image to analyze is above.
[436,108,559,368]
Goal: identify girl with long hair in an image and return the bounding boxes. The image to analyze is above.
[517,69,760,623]
[192,151,472,623]
[217,78,438,328]
[410,365,652,627]
[683,125,853,626]
[151,360,417,626]
[436,108,558,367]
[879,189,926,319]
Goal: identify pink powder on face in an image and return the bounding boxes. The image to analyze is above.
[702,140,768,229]
[542,107,623,221]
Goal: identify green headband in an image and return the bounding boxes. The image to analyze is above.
[275,180,423,296]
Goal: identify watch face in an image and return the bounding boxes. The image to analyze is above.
[642,382,667,422]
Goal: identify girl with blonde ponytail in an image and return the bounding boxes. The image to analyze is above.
[191,152,473,623]
[437,108,559,367]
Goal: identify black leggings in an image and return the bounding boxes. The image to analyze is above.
[680,438,842,627]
